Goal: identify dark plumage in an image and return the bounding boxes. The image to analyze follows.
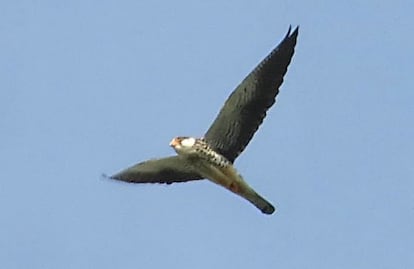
[110,156,202,184]
[204,26,298,162]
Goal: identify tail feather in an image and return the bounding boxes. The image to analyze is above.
[248,192,275,214]
[206,165,275,214]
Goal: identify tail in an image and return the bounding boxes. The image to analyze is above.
[213,165,276,214]
[234,176,275,214]
[247,191,275,215]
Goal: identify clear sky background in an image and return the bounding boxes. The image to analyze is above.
[1,1,413,268]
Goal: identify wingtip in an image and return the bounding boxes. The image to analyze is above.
[102,172,118,181]
[104,172,138,184]
[286,25,299,38]
[292,25,299,37]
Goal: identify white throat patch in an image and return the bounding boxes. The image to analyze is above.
[181,137,196,148]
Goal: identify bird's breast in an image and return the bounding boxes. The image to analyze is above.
[193,139,231,168]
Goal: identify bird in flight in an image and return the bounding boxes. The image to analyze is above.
[111,26,299,215]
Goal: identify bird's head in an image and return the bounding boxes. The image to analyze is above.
[169,136,196,154]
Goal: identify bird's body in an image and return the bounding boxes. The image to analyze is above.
[170,137,275,214]
[110,26,299,215]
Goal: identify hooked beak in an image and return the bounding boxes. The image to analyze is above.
[169,138,179,147]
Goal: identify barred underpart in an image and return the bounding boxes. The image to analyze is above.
[194,139,231,168]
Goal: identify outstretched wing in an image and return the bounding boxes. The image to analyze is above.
[110,156,203,184]
[204,26,298,163]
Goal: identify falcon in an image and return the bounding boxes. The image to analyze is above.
[111,26,299,215]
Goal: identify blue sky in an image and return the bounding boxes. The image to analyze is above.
[1,0,413,268]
